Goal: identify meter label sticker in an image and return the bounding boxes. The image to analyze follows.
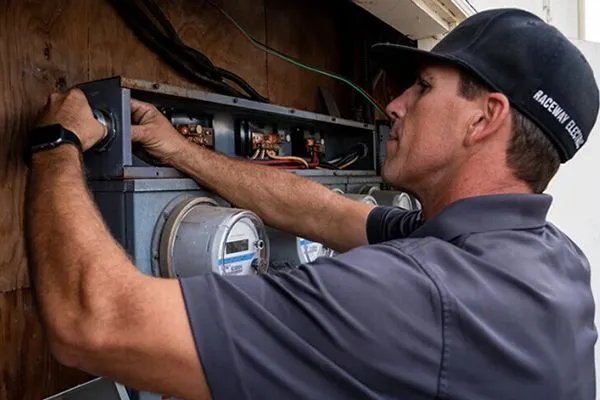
[298,239,323,261]
[218,252,256,275]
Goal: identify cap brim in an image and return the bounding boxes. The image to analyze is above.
[371,43,455,90]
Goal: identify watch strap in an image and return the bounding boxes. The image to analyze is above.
[29,124,83,154]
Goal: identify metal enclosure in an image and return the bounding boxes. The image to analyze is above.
[79,77,384,277]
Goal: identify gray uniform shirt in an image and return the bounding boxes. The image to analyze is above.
[180,194,596,399]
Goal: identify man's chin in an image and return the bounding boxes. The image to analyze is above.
[381,164,401,186]
[381,164,414,193]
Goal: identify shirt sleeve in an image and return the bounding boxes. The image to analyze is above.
[366,206,424,244]
[179,244,443,400]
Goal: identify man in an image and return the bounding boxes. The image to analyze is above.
[26,8,597,400]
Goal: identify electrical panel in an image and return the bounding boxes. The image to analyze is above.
[79,76,385,276]
[80,77,380,181]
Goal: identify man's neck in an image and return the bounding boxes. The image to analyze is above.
[417,167,533,220]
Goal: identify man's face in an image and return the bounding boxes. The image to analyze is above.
[382,65,476,193]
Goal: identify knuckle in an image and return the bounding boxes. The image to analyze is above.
[66,88,85,101]
[146,103,160,117]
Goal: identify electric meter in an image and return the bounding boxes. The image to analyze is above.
[268,230,334,269]
[366,187,420,210]
[154,196,269,278]
[344,193,379,206]
[268,188,345,269]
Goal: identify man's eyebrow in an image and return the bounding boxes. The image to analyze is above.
[418,70,435,82]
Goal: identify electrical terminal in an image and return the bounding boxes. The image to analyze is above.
[251,132,282,152]
[305,137,326,155]
[175,124,215,148]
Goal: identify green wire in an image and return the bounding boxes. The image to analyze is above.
[212,3,389,118]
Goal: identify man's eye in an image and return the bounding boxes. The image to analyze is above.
[416,78,431,94]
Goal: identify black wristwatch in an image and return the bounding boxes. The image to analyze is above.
[29,124,82,156]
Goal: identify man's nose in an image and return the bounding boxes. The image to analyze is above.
[385,88,412,121]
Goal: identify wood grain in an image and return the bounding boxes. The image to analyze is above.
[265,0,348,115]
[0,289,91,399]
[0,0,91,293]
[88,0,268,97]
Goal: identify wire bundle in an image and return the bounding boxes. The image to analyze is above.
[108,0,269,102]
[251,143,366,171]
[252,150,315,169]
[320,143,368,170]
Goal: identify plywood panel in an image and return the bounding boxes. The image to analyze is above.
[265,0,349,114]
[0,0,91,293]
[88,0,268,99]
[0,289,91,400]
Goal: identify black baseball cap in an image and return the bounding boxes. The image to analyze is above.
[372,8,599,163]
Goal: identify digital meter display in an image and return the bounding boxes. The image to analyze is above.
[226,239,249,254]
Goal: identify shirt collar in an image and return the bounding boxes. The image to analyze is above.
[409,194,552,242]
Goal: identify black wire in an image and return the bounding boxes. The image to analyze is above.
[109,0,270,102]
[139,0,181,42]
[216,68,270,103]
[109,2,209,78]
[110,0,245,97]
[139,0,216,72]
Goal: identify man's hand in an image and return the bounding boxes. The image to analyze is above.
[37,88,107,151]
[131,99,189,166]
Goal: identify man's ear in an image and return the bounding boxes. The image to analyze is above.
[464,92,511,147]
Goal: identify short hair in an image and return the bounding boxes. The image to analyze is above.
[457,69,560,193]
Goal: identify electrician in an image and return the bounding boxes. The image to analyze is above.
[25,8,598,400]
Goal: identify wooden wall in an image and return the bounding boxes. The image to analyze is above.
[0,0,409,398]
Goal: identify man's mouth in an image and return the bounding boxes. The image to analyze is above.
[389,123,401,141]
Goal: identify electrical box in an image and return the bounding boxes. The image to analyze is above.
[79,77,384,279]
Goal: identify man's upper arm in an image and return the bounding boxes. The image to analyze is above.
[89,273,210,400]
[180,244,444,399]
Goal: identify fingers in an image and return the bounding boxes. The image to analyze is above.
[131,99,159,125]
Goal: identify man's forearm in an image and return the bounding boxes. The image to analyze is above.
[26,146,136,345]
[172,144,372,252]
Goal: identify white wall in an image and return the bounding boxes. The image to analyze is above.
[467,0,580,39]
[586,0,600,42]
